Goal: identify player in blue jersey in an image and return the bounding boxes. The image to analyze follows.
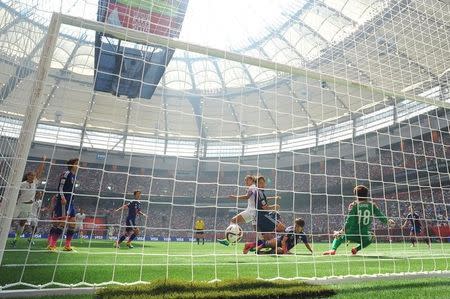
[114,191,147,249]
[402,205,430,248]
[256,218,313,254]
[47,158,79,251]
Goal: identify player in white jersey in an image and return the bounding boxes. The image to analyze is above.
[11,156,46,247]
[26,191,44,245]
[74,208,86,242]
[107,225,116,240]
[217,175,257,246]
[230,175,258,224]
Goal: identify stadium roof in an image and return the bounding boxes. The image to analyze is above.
[0,0,449,156]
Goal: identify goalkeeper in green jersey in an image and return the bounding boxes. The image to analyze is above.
[323,185,395,255]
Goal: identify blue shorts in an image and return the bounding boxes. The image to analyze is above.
[53,198,75,218]
[257,212,280,233]
[276,239,293,251]
[126,216,137,231]
[411,226,422,234]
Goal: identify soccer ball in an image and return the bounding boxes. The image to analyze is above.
[225,224,243,244]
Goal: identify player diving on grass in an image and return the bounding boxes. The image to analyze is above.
[323,185,394,255]
[253,218,313,255]
[10,156,46,247]
[47,158,79,251]
[242,175,283,253]
[401,205,431,248]
[115,190,147,249]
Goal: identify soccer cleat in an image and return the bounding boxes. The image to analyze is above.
[126,242,134,249]
[217,239,229,246]
[63,246,73,251]
[47,245,57,252]
[323,250,336,255]
[10,240,16,247]
[351,247,358,255]
[243,242,255,254]
[28,239,35,246]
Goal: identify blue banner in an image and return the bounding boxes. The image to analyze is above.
[8,233,197,242]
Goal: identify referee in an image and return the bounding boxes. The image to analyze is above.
[194,217,205,245]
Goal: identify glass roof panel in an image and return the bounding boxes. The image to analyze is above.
[215,60,252,88]
[346,0,387,24]
[322,0,358,22]
[1,0,388,92]
[179,0,301,50]
[190,59,222,90]
[164,60,193,89]
[261,38,293,60]
[301,9,336,42]
[0,26,42,59]
[0,9,15,28]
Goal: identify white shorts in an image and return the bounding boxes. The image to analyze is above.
[75,224,83,231]
[13,204,32,219]
[27,217,38,227]
[237,209,256,223]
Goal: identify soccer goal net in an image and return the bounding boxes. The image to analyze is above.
[0,0,449,291]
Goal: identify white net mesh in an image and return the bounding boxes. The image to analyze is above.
[0,0,449,290]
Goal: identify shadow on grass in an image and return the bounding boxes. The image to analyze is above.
[337,279,450,296]
[97,279,336,299]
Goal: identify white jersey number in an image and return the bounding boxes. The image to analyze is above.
[358,209,371,226]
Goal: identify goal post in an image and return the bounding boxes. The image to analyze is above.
[0,13,62,264]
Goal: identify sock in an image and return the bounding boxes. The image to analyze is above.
[257,240,265,246]
[118,235,126,244]
[65,229,75,247]
[51,228,63,247]
[128,234,136,243]
[47,226,55,245]
[29,226,36,241]
[48,227,56,246]
[331,238,344,251]
[15,225,24,241]
[197,238,199,245]
[202,238,205,245]
[355,238,372,251]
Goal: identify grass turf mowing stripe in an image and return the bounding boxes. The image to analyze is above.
[95,279,336,299]
[1,239,449,288]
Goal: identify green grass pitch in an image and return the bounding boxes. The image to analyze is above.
[1,238,449,289]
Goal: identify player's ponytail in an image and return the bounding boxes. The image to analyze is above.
[295,218,305,228]
[67,158,79,171]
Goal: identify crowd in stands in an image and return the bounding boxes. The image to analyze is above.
[26,186,448,241]
[4,125,449,241]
